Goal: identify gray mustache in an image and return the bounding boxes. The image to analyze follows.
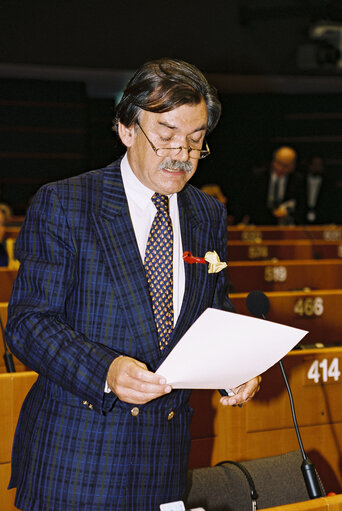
[158,159,193,173]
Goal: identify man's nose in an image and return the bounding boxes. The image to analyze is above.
[176,146,191,162]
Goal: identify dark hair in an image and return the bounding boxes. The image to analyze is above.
[114,58,221,134]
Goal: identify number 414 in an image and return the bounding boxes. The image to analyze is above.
[307,358,341,384]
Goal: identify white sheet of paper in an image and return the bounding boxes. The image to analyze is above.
[157,308,308,389]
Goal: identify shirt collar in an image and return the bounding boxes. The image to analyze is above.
[120,152,175,208]
[271,172,285,182]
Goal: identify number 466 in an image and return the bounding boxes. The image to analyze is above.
[307,358,341,383]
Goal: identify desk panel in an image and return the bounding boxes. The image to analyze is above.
[0,462,16,511]
[0,371,37,463]
[230,290,342,345]
[190,348,342,494]
[227,259,342,293]
[0,269,17,302]
[3,227,20,240]
[262,494,342,510]
[227,240,342,261]
[0,303,28,372]
[228,226,342,242]
[0,372,37,511]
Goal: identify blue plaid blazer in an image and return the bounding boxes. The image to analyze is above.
[6,158,231,511]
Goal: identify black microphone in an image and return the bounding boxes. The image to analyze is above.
[246,290,323,500]
[0,313,15,373]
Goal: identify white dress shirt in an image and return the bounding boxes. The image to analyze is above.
[268,173,287,206]
[307,174,322,209]
[120,153,185,322]
[105,154,185,392]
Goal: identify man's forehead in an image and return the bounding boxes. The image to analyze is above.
[274,157,294,166]
[141,100,208,130]
[275,148,296,163]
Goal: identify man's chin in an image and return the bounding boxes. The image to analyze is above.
[156,178,190,195]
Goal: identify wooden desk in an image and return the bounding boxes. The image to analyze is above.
[227,240,342,261]
[0,371,37,511]
[227,259,342,293]
[3,227,20,240]
[0,303,28,372]
[0,269,17,302]
[190,347,342,494]
[230,290,342,345]
[7,217,24,227]
[263,494,342,510]
[228,225,342,242]
[2,351,342,506]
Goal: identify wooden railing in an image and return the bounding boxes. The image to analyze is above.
[1,223,342,508]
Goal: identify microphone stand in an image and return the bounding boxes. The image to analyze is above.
[261,311,322,499]
[0,313,15,373]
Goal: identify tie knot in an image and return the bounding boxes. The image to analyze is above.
[152,193,169,215]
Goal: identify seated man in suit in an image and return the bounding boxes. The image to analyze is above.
[244,146,301,225]
[301,155,339,224]
[5,58,260,510]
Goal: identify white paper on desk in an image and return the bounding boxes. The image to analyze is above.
[157,308,308,389]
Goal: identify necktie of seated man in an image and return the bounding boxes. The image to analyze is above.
[144,193,174,350]
[273,177,280,207]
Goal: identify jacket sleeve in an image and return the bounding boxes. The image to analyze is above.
[5,184,119,413]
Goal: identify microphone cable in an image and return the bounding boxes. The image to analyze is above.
[278,359,305,461]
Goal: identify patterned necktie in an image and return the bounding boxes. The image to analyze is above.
[144,193,174,350]
[273,177,280,207]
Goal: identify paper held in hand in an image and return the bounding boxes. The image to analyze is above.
[156,308,308,389]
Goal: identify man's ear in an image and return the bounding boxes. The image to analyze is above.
[117,121,136,147]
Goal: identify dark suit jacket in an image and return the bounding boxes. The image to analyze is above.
[245,170,302,225]
[298,173,339,224]
[6,158,231,510]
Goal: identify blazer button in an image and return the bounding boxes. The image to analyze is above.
[82,400,93,410]
[131,407,139,417]
[167,410,175,420]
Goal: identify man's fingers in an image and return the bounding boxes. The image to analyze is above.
[220,375,262,407]
[132,360,168,385]
[124,371,171,395]
[240,375,262,401]
[107,356,172,404]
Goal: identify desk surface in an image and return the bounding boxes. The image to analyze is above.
[228,258,342,293]
[262,494,342,510]
[228,225,342,242]
[230,289,342,345]
[190,346,342,494]
[227,239,342,261]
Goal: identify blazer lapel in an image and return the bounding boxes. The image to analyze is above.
[88,161,162,369]
[89,165,215,369]
[159,186,211,361]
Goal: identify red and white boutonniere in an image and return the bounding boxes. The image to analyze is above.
[183,250,228,274]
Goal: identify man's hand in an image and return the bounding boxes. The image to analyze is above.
[273,206,289,218]
[107,356,172,404]
[220,375,261,407]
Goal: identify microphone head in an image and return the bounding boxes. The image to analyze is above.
[246,290,270,318]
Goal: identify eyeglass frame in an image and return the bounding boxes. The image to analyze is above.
[136,120,211,160]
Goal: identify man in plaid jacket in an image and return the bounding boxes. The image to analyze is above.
[6,58,260,510]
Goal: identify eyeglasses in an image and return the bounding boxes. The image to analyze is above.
[136,121,210,160]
